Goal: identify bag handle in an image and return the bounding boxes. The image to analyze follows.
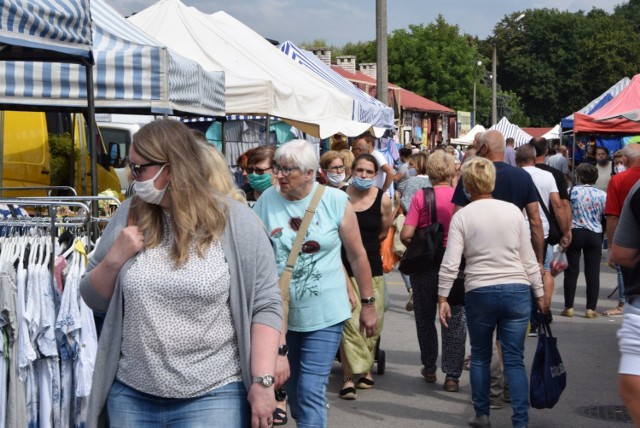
[536,312,554,337]
[423,187,438,224]
[533,185,553,221]
[279,185,326,318]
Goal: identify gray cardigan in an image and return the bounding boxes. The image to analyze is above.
[80,197,282,428]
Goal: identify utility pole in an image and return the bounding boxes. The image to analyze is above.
[491,13,525,126]
[491,44,497,125]
[473,60,482,127]
[376,0,388,105]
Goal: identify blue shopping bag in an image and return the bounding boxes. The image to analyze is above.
[530,318,566,409]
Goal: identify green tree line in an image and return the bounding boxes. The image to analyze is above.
[301,1,640,127]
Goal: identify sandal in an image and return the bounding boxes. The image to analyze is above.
[339,377,357,400]
[272,407,288,426]
[602,305,624,317]
[357,374,374,389]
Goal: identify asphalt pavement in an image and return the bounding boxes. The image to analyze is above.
[312,250,632,427]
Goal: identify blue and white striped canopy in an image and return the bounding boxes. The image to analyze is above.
[489,117,533,147]
[0,0,93,60]
[279,41,394,129]
[0,0,225,116]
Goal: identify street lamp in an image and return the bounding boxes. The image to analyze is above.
[472,60,482,127]
[491,13,525,125]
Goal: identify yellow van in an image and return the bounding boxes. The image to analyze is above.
[0,110,122,198]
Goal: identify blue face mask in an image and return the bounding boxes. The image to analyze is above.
[408,168,417,177]
[352,176,374,191]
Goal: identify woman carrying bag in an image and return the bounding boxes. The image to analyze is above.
[254,140,377,428]
[400,151,466,391]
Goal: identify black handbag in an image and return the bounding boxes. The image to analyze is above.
[398,187,444,275]
[534,187,561,246]
[530,316,566,409]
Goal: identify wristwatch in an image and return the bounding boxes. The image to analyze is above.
[278,344,289,356]
[361,296,376,305]
[252,374,275,387]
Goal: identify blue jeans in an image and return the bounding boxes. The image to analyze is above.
[286,322,343,428]
[107,379,249,428]
[466,284,531,428]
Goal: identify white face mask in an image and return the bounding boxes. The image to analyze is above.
[326,171,345,187]
[615,165,627,174]
[133,164,169,205]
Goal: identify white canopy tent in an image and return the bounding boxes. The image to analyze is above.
[489,117,533,147]
[451,124,486,146]
[128,0,377,138]
[541,124,561,140]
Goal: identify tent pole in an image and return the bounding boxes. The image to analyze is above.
[85,62,100,245]
[265,116,271,145]
[221,120,226,155]
[571,133,576,185]
[0,112,4,197]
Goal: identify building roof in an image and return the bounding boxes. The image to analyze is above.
[522,127,552,138]
[331,66,454,114]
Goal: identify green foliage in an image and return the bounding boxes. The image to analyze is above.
[388,16,485,112]
[498,91,530,127]
[614,0,640,33]
[341,40,376,64]
[48,133,78,188]
[301,1,640,128]
[495,7,640,125]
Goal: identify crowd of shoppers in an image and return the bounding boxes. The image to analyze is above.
[80,121,636,428]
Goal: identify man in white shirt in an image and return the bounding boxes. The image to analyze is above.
[517,144,571,307]
[351,132,394,192]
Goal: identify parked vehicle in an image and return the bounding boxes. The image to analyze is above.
[0,110,122,198]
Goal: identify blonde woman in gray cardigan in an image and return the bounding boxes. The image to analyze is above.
[80,120,282,428]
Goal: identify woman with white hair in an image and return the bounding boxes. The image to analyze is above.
[254,140,377,428]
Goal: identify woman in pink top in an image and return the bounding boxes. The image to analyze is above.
[400,151,466,392]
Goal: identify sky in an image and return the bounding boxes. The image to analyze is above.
[110,0,623,46]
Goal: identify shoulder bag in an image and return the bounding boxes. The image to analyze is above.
[398,187,444,275]
[381,204,403,273]
[534,186,561,246]
[279,184,325,325]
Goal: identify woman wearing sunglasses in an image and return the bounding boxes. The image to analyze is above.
[81,119,282,428]
[246,145,278,202]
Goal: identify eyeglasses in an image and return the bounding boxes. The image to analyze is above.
[127,157,167,179]
[245,165,273,175]
[273,164,301,177]
[327,165,346,173]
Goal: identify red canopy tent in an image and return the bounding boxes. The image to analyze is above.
[574,74,640,134]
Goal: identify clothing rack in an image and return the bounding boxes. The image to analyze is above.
[0,198,92,294]
[0,186,78,197]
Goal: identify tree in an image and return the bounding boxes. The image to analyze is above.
[614,0,640,33]
[493,7,640,126]
[387,16,486,113]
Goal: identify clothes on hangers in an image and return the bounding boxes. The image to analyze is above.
[0,232,96,428]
